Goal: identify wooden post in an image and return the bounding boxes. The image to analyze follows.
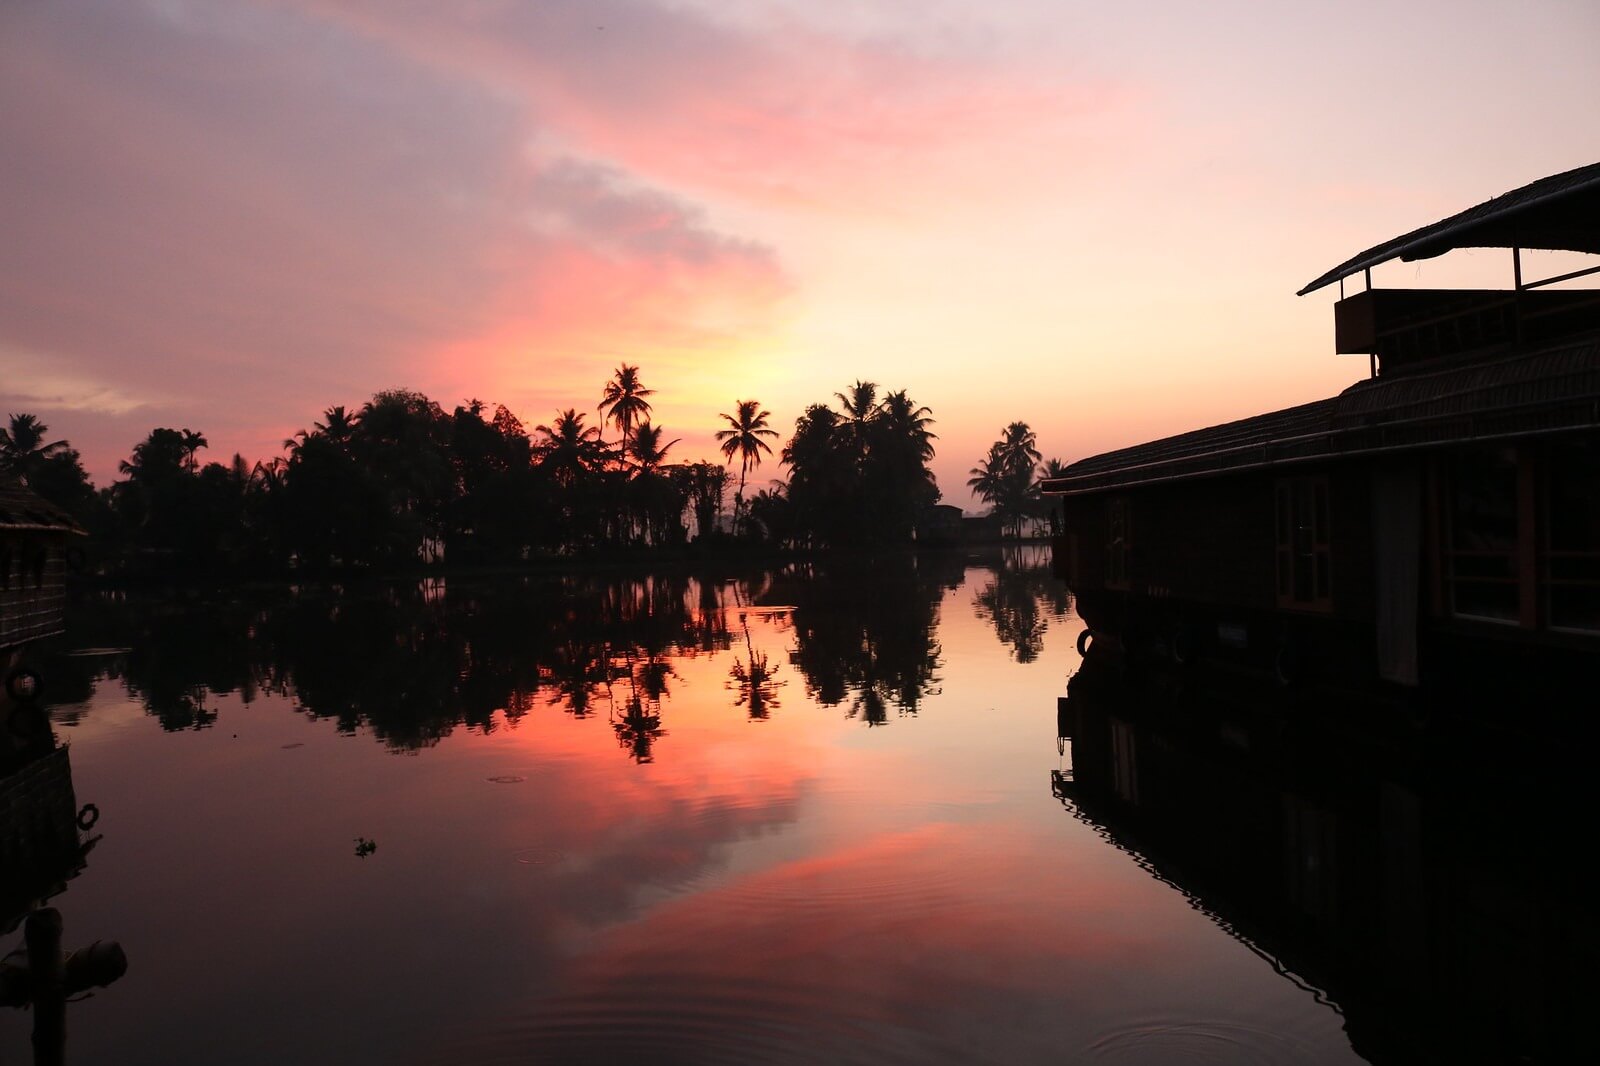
[1,909,127,1066]
[25,909,65,1066]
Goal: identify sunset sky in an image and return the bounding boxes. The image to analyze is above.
[3,0,1596,507]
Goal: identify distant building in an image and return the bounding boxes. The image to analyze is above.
[916,504,965,544]
[1046,162,1600,689]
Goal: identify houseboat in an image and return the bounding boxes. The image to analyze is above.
[1046,162,1600,692]
[1,479,80,709]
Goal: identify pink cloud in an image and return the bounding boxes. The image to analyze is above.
[285,0,1126,211]
[0,0,787,481]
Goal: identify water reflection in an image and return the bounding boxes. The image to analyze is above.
[41,557,966,756]
[1054,656,1600,1064]
[2,696,127,1065]
[972,545,1071,663]
[779,556,954,725]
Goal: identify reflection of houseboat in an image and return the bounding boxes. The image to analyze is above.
[1,745,94,936]
[1046,164,1600,689]
[1,479,81,702]
[1053,660,1600,1064]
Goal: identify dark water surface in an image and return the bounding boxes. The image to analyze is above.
[7,551,1366,1064]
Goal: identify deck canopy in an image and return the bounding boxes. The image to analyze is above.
[1298,161,1600,296]
[1042,334,1600,497]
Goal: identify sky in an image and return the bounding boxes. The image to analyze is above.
[2,0,1597,508]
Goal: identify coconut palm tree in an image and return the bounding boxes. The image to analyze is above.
[0,414,68,479]
[967,444,1008,513]
[715,399,777,527]
[316,405,359,447]
[877,390,937,462]
[597,364,654,455]
[833,380,878,464]
[629,422,680,472]
[179,429,208,473]
[534,409,605,488]
[969,423,1042,538]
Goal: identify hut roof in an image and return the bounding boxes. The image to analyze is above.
[1298,161,1600,296]
[1043,333,1600,497]
[0,479,83,533]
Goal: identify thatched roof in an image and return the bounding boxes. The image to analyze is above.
[0,479,82,533]
[1043,334,1600,497]
[1298,161,1600,296]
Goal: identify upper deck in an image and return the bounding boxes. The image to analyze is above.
[1044,162,1600,497]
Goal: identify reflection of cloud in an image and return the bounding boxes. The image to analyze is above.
[432,822,1158,1063]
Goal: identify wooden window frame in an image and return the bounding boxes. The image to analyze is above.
[1275,477,1333,612]
[1541,440,1600,635]
[1442,446,1528,627]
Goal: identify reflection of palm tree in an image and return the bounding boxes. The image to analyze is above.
[729,608,784,721]
[597,364,654,455]
[974,551,1064,663]
[715,400,777,529]
[846,678,889,727]
[542,639,612,717]
[612,694,665,763]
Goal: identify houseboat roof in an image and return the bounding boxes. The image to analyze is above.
[0,479,82,533]
[1298,160,1600,295]
[1042,333,1600,497]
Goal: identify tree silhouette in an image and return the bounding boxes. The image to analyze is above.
[629,422,679,471]
[0,414,68,477]
[597,364,654,455]
[715,399,777,530]
[969,422,1040,538]
[534,409,605,488]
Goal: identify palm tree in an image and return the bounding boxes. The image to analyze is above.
[967,444,1007,512]
[833,380,878,463]
[0,414,68,479]
[315,405,359,447]
[969,423,1042,538]
[1000,422,1041,474]
[715,399,778,526]
[597,364,654,455]
[179,429,208,473]
[534,409,605,487]
[629,422,680,472]
[877,390,937,462]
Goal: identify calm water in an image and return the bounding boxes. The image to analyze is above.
[6,551,1369,1064]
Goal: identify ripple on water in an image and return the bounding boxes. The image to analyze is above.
[450,974,971,1066]
[510,847,566,867]
[710,862,971,925]
[486,775,527,784]
[1086,1020,1326,1065]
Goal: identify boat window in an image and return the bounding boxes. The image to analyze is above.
[1546,440,1600,632]
[1275,478,1332,610]
[1446,448,1520,623]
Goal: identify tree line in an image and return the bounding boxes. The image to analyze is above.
[2,367,1063,576]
